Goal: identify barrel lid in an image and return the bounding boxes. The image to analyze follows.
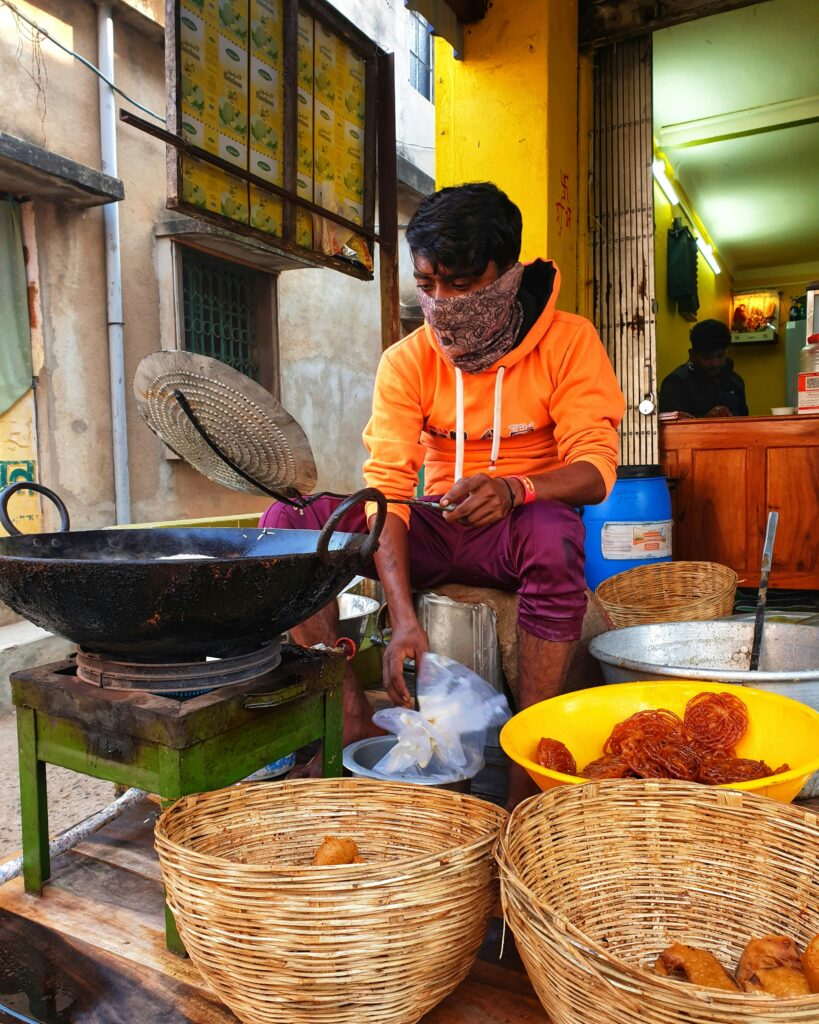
[616,464,665,479]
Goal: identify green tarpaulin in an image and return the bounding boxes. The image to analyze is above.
[0,198,33,416]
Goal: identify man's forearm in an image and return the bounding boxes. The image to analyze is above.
[368,512,417,625]
[527,461,607,506]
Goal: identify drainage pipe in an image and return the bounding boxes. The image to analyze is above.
[0,787,147,887]
[97,3,131,525]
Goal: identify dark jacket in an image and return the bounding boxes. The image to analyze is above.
[659,359,749,418]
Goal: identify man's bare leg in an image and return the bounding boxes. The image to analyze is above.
[287,602,382,778]
[505,628,577,810]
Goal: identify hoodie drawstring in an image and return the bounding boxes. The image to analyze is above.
[454,365,505,483]
[489,365,505,470]
[454,368,464,482]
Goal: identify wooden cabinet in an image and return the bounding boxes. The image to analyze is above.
[660,416,819,589]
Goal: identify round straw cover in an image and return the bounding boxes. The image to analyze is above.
[133,351,317,498]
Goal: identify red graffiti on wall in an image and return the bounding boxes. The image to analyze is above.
[555,171,572,236]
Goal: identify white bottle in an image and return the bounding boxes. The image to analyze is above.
[797,333,819,414]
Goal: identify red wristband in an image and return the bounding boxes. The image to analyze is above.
[510,475,537,505]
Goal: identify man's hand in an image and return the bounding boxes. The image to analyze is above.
[705,406,732,418]
[440,473,513,527]
[383,617,429,708]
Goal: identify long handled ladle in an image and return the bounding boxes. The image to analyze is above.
[749,510,779,672]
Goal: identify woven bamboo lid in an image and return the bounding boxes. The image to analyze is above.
[133,351,317,499]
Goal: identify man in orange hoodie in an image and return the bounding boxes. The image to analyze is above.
[262,182,624,803]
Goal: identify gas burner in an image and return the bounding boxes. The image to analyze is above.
[75,640,282,692]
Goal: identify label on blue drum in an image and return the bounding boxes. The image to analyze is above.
[600,520,672,560]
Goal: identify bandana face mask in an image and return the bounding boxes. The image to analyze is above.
[418,262,525,374]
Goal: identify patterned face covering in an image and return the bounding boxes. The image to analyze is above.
[418,262,525,374]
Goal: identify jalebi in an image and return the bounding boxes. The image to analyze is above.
[683,692,748,754]
[603,709,685,757]
[535,737,577,775]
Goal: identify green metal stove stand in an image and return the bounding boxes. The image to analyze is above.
[11,645,345,955]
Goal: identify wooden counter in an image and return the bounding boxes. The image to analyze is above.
[660,415,819,589]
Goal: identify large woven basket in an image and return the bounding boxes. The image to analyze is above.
[595,560,738,627]
[497,779,819,1024]
[155,778,507,1024]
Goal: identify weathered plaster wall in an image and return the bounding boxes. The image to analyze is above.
[434,0,581,310]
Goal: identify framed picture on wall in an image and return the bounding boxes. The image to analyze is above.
[730,290,779,344]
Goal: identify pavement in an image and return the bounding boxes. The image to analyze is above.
[0,710,115,862]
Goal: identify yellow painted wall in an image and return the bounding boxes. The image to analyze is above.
[654,183,731,393]
[729,273,819,415]
[434,0,581,310]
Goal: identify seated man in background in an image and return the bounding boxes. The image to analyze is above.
[659,319,749,418]
[262,182,624,804]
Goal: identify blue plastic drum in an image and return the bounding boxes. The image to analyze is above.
[583,466,673,590]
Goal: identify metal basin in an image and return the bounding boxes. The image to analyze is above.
[589,621,819,690]
[343,736,470,792]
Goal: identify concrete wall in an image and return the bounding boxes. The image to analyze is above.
[434,0,581,311]
[0,0,434,533]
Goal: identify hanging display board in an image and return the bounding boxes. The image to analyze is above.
[161,0,389,280]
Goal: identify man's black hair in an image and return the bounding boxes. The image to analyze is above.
[406,182,523,277]
[689,318,732,353]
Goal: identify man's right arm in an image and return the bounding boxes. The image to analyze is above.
[362,344,429,706]
[368,512,428,707]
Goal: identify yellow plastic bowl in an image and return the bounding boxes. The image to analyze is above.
[500,680,819,803]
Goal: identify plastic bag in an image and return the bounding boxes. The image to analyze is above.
[371,653,511,783]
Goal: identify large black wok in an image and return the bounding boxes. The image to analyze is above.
[0,484,386,660]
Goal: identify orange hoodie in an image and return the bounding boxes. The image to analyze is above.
[362,261,625,526]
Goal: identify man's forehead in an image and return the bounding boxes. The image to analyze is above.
[412,257,481,281]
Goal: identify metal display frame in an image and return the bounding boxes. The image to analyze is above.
[123,0,397,301]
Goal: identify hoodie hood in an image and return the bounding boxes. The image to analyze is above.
[362,254,624,525]
[418,260,562,480]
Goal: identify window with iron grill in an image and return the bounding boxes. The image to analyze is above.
[180,247,261,382]
[409,11,434,103]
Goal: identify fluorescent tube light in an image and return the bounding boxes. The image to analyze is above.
[652,159,679,206]
[696,236,721,275]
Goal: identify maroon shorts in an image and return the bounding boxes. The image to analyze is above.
[260,496,587,642]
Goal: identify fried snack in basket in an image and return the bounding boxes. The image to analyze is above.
[742,967,812,997]
[654,943,738,991]
[312,836,363,866]
[801,935,819,993]
[684,692,749,754]
[736,936,803,991]
[581,755,631,780]
[536,738,577,775]
[604,709,685,757]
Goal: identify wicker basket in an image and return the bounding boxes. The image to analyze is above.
[497,779,819,1024]
[155,778,507,1024]
[595,560,738,627]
